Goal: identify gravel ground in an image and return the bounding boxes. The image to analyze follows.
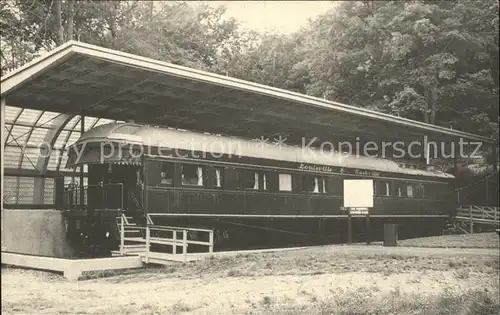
[2,234,499,315]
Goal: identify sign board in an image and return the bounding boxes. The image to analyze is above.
[349,208,369,215]
[343,179,374,208]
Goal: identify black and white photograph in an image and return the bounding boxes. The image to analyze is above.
[1,1,499,314]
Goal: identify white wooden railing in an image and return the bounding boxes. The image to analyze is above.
[118,214,214,263]
[456,205,499,223]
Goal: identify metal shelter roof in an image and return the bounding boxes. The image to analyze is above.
[1,41,494,173]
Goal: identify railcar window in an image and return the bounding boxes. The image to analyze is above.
[213,167,223,188]
[279,173,292,191]
[239,169,259,189]
[182,164,204,186]
[114,125,141,134]
[407,185,414,197]
[302,176,320,193]
[160,162,174,185]
[321,178,327,193]
[378,181,391,196]
[395,182,406,197]
[416,184,425,198]
[262,172,268,190]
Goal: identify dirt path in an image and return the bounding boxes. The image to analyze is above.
[2,241,499,315]
[2,266,497,315]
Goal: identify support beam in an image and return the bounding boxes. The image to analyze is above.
[79,115,85,207]
[36,114,74,172]
[1,97,5,211]
[493,144,498,172]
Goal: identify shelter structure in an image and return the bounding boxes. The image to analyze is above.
[0,41,495,257]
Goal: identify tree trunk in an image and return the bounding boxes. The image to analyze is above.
[66,0,74,41]
[424,84,438,124]
[55,0,64,45]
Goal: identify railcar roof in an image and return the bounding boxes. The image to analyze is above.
[69,123,454,179]
[1,41,493,155]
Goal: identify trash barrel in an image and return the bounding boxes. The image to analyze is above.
[384,224,398,247]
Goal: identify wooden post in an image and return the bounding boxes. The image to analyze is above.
[120,214,125,255]
[347,211,352,244]
[209,230,214,254]
[365,212,371,245]
[1,98,5,211]
[172,230,177,254]
[79,115,85,208]
[493,144,498,172]
[485,176,489,206]
[469,206,473,234]
[182,230,187,263]
[145,226,150,264]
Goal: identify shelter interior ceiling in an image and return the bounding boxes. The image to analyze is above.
[3,105,122,173]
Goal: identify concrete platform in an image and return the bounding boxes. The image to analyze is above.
[1,252,143,280]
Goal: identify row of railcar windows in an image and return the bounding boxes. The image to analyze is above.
[152,161,427,198]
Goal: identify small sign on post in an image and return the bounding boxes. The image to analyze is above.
[343,179,374,244]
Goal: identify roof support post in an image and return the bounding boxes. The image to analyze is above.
[493,143,498,172]
[1,97,5,211]
[79,115,85,208]
[33,177,45,204]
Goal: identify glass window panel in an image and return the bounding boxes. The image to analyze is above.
[160,162,174,185]
[279,173,292,191]
[3,176,18,203]
[17,177,34,204]
[44,178,55,204]
[4,146,22,168]
[407,185,414,197]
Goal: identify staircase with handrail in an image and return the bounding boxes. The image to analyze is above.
[114,214,214,263]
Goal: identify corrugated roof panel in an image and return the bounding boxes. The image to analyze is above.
[28,127,49,146]
[3,146,21,168]
[84,117,99,130]
[8,125,31,145]
[46,149,63,170]
[20,147,41,169]
[53,130,70,149]
[59,153,71,172]
[93,118,116,127]
[37,111,61,127]
[66,132,81,147]
[66,116,81,129]
[5,107,22,121]
[16,109,43,125]
[3,125,12,145]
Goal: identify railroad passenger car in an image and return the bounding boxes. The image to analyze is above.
[65,123,455,252]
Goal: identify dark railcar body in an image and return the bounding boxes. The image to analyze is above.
[65,123,456,251]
